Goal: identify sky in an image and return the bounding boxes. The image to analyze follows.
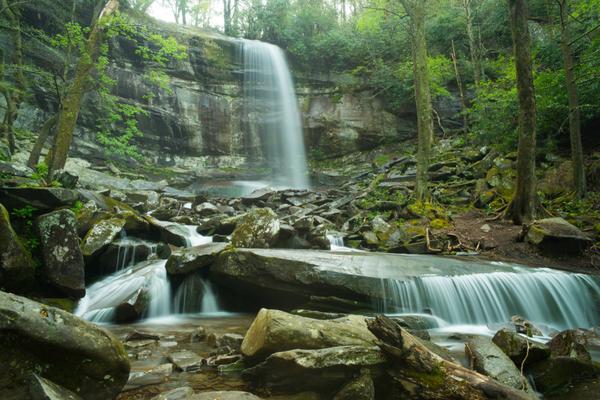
[148,1,223,27]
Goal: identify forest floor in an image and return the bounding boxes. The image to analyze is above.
[450,209,600,274]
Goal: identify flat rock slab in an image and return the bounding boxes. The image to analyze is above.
[151,386,195,400]
[0,187,79,211]
[526,217,592,255]
[124,364,173,391]
[166,243,227,275]
[168,350,204,372]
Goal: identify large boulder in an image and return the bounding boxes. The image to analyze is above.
[465,336,532,391]
[243,346,386,392]
[0,291,130,399]
[0,187,79,211]
[81,218,126,259]
[525,217,593,255]
[333,369,375,400]
[241,309,376,361]
[492,328,550,366]
[36,210,85,298]
[231,208,280,248]
[548,329,592,362]
[528,357,599,394]
[28,374,83,400]
[166,243,227,275]
[0,204,36,293]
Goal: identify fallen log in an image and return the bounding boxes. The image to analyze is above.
[366,315,537,400]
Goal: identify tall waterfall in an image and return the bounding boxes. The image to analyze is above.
[382,269,600,331]
[242,40,309,189]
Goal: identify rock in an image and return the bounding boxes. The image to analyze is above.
[525,217,592,256]
[192,392,262,400]
[96,238,158,276]
[333,369,374,400]
[166,243,227,275]
[151,386,194,400]
[528,357,599,394]
[231,208,280,248]
[53,170,79,189]
[124,330,161,341]
[291,310,348,320]
[492,328,550,366]
[548,329,592,362]
[465,336,531,391]
[480,224,491,233]
[243,346,385,392]
[0,187,79,211]
[124,190,160,211]
[120,210,150,233]
[28,374,83,400]
[207,333,244,350]
[156,222,191,247]
[36,210,85,298]
[0,203,35,293]
[194,202,221,217]
[124,363,173,391]
[0,292,129,399]
[190,327,207,342]
[511,315,543,337]
[81,218,126,258]
[168,350,204,372]
[241,309,376,361]
[242,188,277,204]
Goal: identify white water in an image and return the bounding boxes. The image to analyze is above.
[112,237,158,272]
[242,40,308,189]
[382,269,600,334]
[174,273,222,314]
[182,225,213,247]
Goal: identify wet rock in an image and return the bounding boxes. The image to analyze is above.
[511,315,543,337]
[81,217,126,258]
[231,208,280,248]
[124,363,173,391]
[168,350,204,372]
[242,188,277,204]
[0,292,130,399]
[190,327,207,342]
[333,369,374,400]
[193,392,261,400]
[465,336,531,391]
[124,330,161,341]
[548,329,592,362]
[194,202,221,217]
[525,217,592,256]
[0,187,79,211]
[528,357,599,394]
[36,209,85,298]
[154,222,192,247]
[28,374,83,400]
[124,190,160,211]
[166,243,227,275]
[291,310,348,320]
[120,210,150,233]
[492,328,550,366]
[0,203,35,293]
[151,386,194,400]
[97,238,157,275]
[241,309,376,361]
[207,333,244,350]
[243,346,385,392]
[53,170,79,189]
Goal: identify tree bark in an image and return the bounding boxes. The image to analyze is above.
[47,0,119,178]
[504,0,537,225]
[28,115,58,168]
[558,0,586,198]
[367,315,536,400]
[400,0,434,202]
[463,0,483,85]
[451,40,469,134]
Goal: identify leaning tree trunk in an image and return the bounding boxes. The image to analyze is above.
[451,40,469,133]
[47,0,119,178]
[367,315,536,400]
[401,0,434,202]
[463,0,483,85]
[504,0,537,225]
[558,0,586,198]
[27,115,58,168]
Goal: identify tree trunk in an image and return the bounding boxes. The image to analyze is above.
[47,0,119,178]
[463,0,482,85]
[504,0,537,225]
[367,315,536,400]
[558,0,586,198]
[28,115,58,168]
[401,0,434,202]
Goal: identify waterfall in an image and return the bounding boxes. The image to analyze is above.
[173,273,221,314]
[382,269,600,331]
[242,40,309,189]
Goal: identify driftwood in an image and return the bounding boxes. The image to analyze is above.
[366,315,536,400]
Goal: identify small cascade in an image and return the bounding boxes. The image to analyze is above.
[173,273,221,314]
[327,233,346,251]
[183,225,213,247]
[112,237,158,271]
[381,269,600,331]
[242,39,308,189]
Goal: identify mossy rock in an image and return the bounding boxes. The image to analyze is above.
[231,208,280,248]
[81,218,126,258]
[0,203,36,293]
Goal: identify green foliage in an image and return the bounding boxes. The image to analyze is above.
[70,200,84,215]
[11,206,39,252]
[11,205,37,219]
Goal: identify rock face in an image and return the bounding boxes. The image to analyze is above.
[166,243,227,275]
[241,309,376,361]
[333,369,375,400]
[36,210,86,298]
[492,328,550,366]
[0,204,35,293]
[0,291,130,399]
[525,217,592,255]
[0,188,79,211]
[81,218,126,258]
[548,329,592,362]
[528,357,599,393]
[28,374,83,400]
[231,208,280,248]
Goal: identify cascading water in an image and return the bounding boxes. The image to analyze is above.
[174,273,222,314]
[242,40,308,189]
[381,268,600,333]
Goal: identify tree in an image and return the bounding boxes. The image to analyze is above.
[128,0,156,13]
[0,0,26,155]
[504,0,537,224]
[224,0,240,35]
[399,0,434,202]
[162,0,189,24]
[463,0,483,85]
[556,0,586,198]
[47,0,120,177]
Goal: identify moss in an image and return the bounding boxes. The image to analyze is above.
[429,218,449,230]
[401,365,445,389]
